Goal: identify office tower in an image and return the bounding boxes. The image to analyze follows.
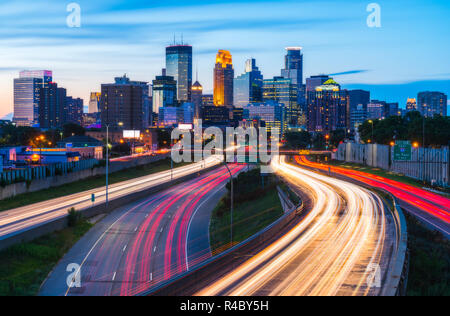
[202,94,214,107]
[307,79,348,132]
[306,75,330,93]
[263,77,299,127]
[89,92,101,113]
[202,106,231,126]
[158,107,182,127]
[406,98,417,112]
[350,104,367,130]
[13,70,52,127]
[386,102,400,117]
[417,91,447,117]
[152,69,177,114]
[281,47,304,110]
[166,44,192,102]
[191,80,203,120]
[348,90,370,131]
[181,102,194,124]
[367,102,386,120]
[234,59,263,108]
[65,96,83,125]
[100,75,146,131]
[243,102,285,138]
[39,82,59,129]
[214,50,234,107]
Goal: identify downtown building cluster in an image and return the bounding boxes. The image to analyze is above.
[12,43,448,139]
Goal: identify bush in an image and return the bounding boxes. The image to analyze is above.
[67,208,81,227]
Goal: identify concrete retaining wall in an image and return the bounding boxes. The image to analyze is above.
[0,154,170,200]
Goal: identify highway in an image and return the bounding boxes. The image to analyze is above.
[40,164,245,296]
[196,156,395,296]
[0,156,221,241]
[295,156,450,238]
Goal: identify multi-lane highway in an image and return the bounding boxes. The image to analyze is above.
[197,156,396,296]
[295,156,450,238]
[40,164,245,296]
[0,156,221,241]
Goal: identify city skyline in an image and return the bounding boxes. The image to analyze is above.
[1,0,450,119]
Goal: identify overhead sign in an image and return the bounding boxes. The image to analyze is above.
[123,130,140,139]
[178,124,193,131]
[299,150,311,155]
[65,143,73,149]
[393,141,412,161]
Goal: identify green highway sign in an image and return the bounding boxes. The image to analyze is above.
[393,141,412,161]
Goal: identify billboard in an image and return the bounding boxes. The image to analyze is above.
[123,130,140,139]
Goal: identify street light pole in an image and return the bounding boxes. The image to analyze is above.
[106,124,109,205]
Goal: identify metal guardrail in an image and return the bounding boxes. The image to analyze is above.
[381,197,409,296]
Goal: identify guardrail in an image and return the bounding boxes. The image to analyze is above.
[142,184,303,296]
[382,197,409,296]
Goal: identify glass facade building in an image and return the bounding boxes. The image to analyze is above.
[214,50,234,107]
[243,102,285,138]
[263,77,299,128]
[234,59,263,108]
[152,71,177,114]
[166,45,192,102]
[417,91,447,117]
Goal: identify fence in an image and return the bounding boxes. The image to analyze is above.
[335,142,449,187]
[0,159,98,185]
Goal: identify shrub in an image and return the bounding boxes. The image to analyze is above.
[67,208,81,227]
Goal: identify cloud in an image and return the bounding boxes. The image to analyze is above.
[329,70,369,76]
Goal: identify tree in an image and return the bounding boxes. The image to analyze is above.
[63,123,85,138]
[284,131,312,149]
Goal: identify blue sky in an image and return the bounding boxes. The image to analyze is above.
[0,0,449,118]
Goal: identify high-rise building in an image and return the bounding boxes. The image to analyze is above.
[348,90,370,131]
[39,82,60,129]
[202,106,231,126]
[100,75,146,131]
[152,69,177,114]
[13,70,52,127]
[306,75,330,93]
[281,47,304,110]
[263,77,299,128]
[243,102,285,138]
[350,104,367,130]
[191,80,203,120]
[367,102,385,120]
[386,102,400,117]
[406,98,418,112]
[202,94,214,107]
[234,59,263,108]
[89,92,101,113]
[166,44,192,102]
[65,96,83,125]
[417,91,447,117]
[214,50,234,107]
[307,79,348,132]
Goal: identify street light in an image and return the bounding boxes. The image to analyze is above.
[105,121,123,205]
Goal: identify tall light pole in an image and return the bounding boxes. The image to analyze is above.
[105,121,123,205]
[368,120,375,166]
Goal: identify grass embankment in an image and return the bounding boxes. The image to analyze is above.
[0,158,188,212]
[0,210,92,296]
[325,160,450,195]
[210,168,284,255]
[405,214,450,296]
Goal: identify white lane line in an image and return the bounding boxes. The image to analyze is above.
[123,245,127,252]
[112,272,116,281]
[134,227,138,232]
[153,246,157,253]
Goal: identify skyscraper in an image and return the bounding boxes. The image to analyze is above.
[281,47,304,111]
[13,70,52,127]
[166,44,192,102]
[65,96,84,125]
[101,75,146,131]
[214,50,234,107]
[89,92,101,113]
[348,89,370,131]
[417,91,447,117]
[263,77,299,128]
[406,98,418,112]
[152,69,177,114]
[39,82,60,129]
[307,79,348,132]
[306,75,330,93]
[234,59,263,108]
[191,80,203,120]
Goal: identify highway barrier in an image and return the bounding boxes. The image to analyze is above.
[0,163,218,252]
[143,182,303,296]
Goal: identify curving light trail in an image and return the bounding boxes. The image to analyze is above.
[197,156,389,296]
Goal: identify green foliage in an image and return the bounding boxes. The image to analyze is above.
[405,212,450,296]
[67,208,81,227]
[358,112,450,146]
[284,131,312,149]
[62,123,85,138]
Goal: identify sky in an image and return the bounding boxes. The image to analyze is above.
[1,0,449,119]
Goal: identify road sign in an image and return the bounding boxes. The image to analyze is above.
[393,141,412,161]
[91,194,95,203]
